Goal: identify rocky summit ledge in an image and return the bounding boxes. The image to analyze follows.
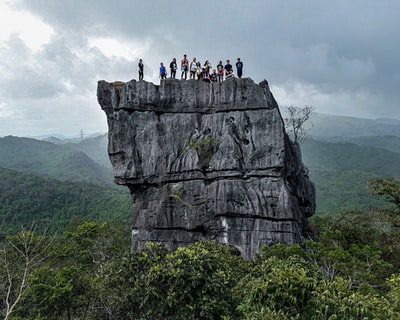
[97,77,278,114]
[97,77,315,260]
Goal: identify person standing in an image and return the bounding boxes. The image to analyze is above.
[204,60,212,74]
[138,58,144,80]
[159,62,167,79]
[190,57,197,79]
[170,58,178,78]
[236,58,243,78]
[196,61,202,80]
[181,54,189,80]
[217,60,224,82]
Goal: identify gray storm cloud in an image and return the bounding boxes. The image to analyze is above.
[1,0,399,136]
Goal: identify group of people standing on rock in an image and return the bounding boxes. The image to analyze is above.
[137,55,244,83]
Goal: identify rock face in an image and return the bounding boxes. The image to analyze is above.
[97,78,315,260]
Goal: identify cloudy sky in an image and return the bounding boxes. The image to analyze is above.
[1,0,399,137]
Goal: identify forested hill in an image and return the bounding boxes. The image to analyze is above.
[299,112,400,216]
[301,138,400,215]
[0,135,113,186]
[324,135,400,154]
[302,138,400,178]
[308,112,400,139]
[0,166,131,236]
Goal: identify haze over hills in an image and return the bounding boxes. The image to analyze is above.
[299,113,400,215]
[302,139,400,178]
[307,112,400,140]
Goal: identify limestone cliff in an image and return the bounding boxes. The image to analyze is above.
[97,78,315,260]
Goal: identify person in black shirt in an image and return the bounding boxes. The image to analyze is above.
[138,58,144,80]
[224,60,234,78]
[210,69,218,82]
[170,58,178,78]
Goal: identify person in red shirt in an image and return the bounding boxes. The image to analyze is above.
[217,60,224,82]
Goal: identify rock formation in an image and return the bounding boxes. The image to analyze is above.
[97,78,315,260]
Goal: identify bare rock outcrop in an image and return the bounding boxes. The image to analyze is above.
[97,78,315,260]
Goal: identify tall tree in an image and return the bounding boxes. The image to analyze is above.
[0,228,53,320]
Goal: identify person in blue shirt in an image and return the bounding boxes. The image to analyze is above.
[160,62,167,79]
[236,58,243,78]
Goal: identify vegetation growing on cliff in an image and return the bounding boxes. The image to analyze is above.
[184,135,220,169]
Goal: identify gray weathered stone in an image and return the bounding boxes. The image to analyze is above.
[97,77,315,260]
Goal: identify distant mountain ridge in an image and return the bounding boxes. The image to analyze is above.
[0,135,113,186]
[0,134,131,235]
[299,113,400,215]
[308,113,400,139]
[302,139,400,178]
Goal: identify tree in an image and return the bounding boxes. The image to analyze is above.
[284,105,314,144]
[29,265,93,320]
[0,228,53,320]
[387,273,400,314]
[369,178,400,227]
[234,254,318,318]
[234,243,396,319]
[28,221,130,320]
[104,240,245,320]
[310,276,394,319]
